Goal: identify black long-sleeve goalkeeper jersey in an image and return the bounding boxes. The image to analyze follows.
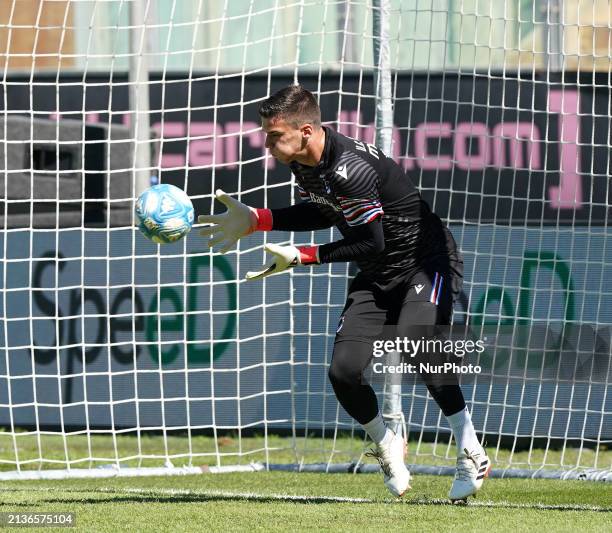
[271,126,460,287]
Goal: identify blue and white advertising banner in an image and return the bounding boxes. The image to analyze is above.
[0,225,610,439]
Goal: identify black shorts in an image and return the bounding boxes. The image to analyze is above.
[334,256,463,344]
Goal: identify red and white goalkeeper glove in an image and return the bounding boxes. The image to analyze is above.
[198,189,272,254]
[245,243,319,281]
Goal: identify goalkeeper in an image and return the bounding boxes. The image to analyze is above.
[198,85,490,501]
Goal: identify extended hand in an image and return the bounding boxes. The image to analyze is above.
[246,243,320,281]
[198,189,258,254]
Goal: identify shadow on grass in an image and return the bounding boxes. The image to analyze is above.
[0,494,372,506]
[0,489,610,512]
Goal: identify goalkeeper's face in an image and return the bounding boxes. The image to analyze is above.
[262,117,313,164]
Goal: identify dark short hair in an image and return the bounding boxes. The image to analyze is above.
[258,85,321,128]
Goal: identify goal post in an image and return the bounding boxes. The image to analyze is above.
[372,0,406,439]
[128,0,153,197]
[0,0,610,482]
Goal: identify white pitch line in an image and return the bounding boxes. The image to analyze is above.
[396,497,611,513]
[1,487,610,512]
[480,501,611,513]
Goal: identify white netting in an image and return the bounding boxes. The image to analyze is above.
[0,0,610,479]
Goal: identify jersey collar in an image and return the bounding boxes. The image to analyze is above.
[289,125,337,175]
[316,125,335,171]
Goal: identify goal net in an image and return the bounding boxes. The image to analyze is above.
[0,0,610,481]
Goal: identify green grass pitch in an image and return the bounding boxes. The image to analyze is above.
[0,434,610,531]
[1,472,610,532]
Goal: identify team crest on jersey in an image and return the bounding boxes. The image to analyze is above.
[336,315,345,333]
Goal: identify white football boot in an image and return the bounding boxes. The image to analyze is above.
[365,431,411,497]
[448,447,491,503]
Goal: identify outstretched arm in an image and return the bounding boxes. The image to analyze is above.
[245,217,384,281]
[198,189,335,253]
[247,167,387,280]
[317,216,384,263]
[270,202,335,231]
